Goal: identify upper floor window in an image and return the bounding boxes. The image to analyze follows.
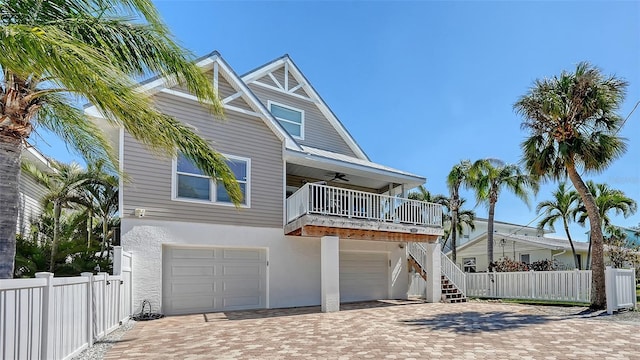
[174,153,250,206]
[269,101,304,139]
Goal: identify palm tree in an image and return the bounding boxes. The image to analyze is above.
[574,181,637,269]
[84,171,119,256]
[22,161,96,272]
[515,62,628,309]
[0,0,242,278]
[447,160,472,262]
[467,158,538,267]
[536,182,581,269]
[443,199,476,256]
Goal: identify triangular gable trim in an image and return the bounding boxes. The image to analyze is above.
[241,55,370,160]
[84,52,301,151]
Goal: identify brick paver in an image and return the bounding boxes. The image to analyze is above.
[105,301,640,359]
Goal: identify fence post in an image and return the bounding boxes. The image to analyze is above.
[633,268,637,310]
[98,272,108,337]
[529,270,535,299]
[574,269,579,302]
[35,272,54,360]
[81,272,94,347]
[113,246,123,276]
[605,266,615,315]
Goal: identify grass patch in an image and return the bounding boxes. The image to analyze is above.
[471,297,589,307]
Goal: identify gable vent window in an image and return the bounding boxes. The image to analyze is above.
[269,101,304,139]
[174,153,250,206]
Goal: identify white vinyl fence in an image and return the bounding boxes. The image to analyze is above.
[605,267,637,314]
[0,246,132,360]
[466,270,592,303]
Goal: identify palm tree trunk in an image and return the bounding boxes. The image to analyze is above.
[87,210,92,249]
[563,218,580,269]
[487,201,496,269]
[451,201,459,263]
[566,164,606,309]
[101,216,108,257]
[0,136,22,279]
[49,202,62,273]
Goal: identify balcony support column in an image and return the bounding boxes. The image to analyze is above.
[424,242,442,303]
[321,235,340,312]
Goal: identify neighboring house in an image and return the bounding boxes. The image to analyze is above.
[86,51,445,315]
[16,145,51,237]
[451,217,546,250]
[453,232,589,272]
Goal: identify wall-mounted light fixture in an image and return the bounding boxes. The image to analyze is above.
[398,243,405,249]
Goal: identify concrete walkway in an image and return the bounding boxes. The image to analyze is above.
[105,301,640,359]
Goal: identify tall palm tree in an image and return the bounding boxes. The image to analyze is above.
[0,0,242,278]
[447,160,472,262]
[408,186,475,257]
[515,62,628,309]
[467,158,538,266]
[22,161,96,272]
[536,182,581,268]
[574,181,637,269]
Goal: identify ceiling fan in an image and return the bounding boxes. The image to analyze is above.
[328,172,349,182]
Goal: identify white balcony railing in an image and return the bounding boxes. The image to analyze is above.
[286,183,442,227]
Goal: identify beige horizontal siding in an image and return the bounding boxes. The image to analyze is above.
[123,92,284,228]
[17,173,47,235]
[248,83,358,157]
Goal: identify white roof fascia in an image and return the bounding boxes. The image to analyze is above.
[82,52,301,151]
[242,57,369,160]
[212,56,299,150]
[285,148,425,187]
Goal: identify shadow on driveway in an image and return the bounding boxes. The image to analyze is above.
[203,299,422,322]
[401,311,557,334]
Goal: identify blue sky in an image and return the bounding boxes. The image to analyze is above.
[34,1,640,239]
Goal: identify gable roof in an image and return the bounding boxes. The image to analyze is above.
[84,51,301,151]
[455,232,590,254]
[241,55,370,160]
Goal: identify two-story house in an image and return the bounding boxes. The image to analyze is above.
[86,52,445,315]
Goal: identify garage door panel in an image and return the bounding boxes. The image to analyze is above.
[170,248,216,259]
[222,263,265,277]
[340,251,388,303]
[222,249,265,261]
[163,246,267,315]
[223,295,262,308]
[168,296,215,312]
[170,265,215,277]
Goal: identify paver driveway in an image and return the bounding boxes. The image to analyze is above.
[105,301,640,359]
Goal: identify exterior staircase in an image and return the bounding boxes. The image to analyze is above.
[407,242,467,303]
[441,275,467,303]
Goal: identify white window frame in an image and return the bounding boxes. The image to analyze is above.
[520,254,530,264]
[172,153,251,208]
[463,257,476,273]
[268,100,305,140]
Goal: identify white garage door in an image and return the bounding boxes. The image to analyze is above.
[162,246,267,315]
[340,251,389,303]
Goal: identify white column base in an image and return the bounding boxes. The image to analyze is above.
[321,236,340,312]
[424,242,442,303]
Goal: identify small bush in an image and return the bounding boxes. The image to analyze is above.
[489,258,559,272]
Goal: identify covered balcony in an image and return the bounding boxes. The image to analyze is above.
[285,183,444,242]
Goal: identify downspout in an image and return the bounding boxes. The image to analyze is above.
[552,249,567,266]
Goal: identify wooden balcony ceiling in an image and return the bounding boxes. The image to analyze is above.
[284,214,443,243]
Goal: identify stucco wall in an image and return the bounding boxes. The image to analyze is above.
[121,218,408,313]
